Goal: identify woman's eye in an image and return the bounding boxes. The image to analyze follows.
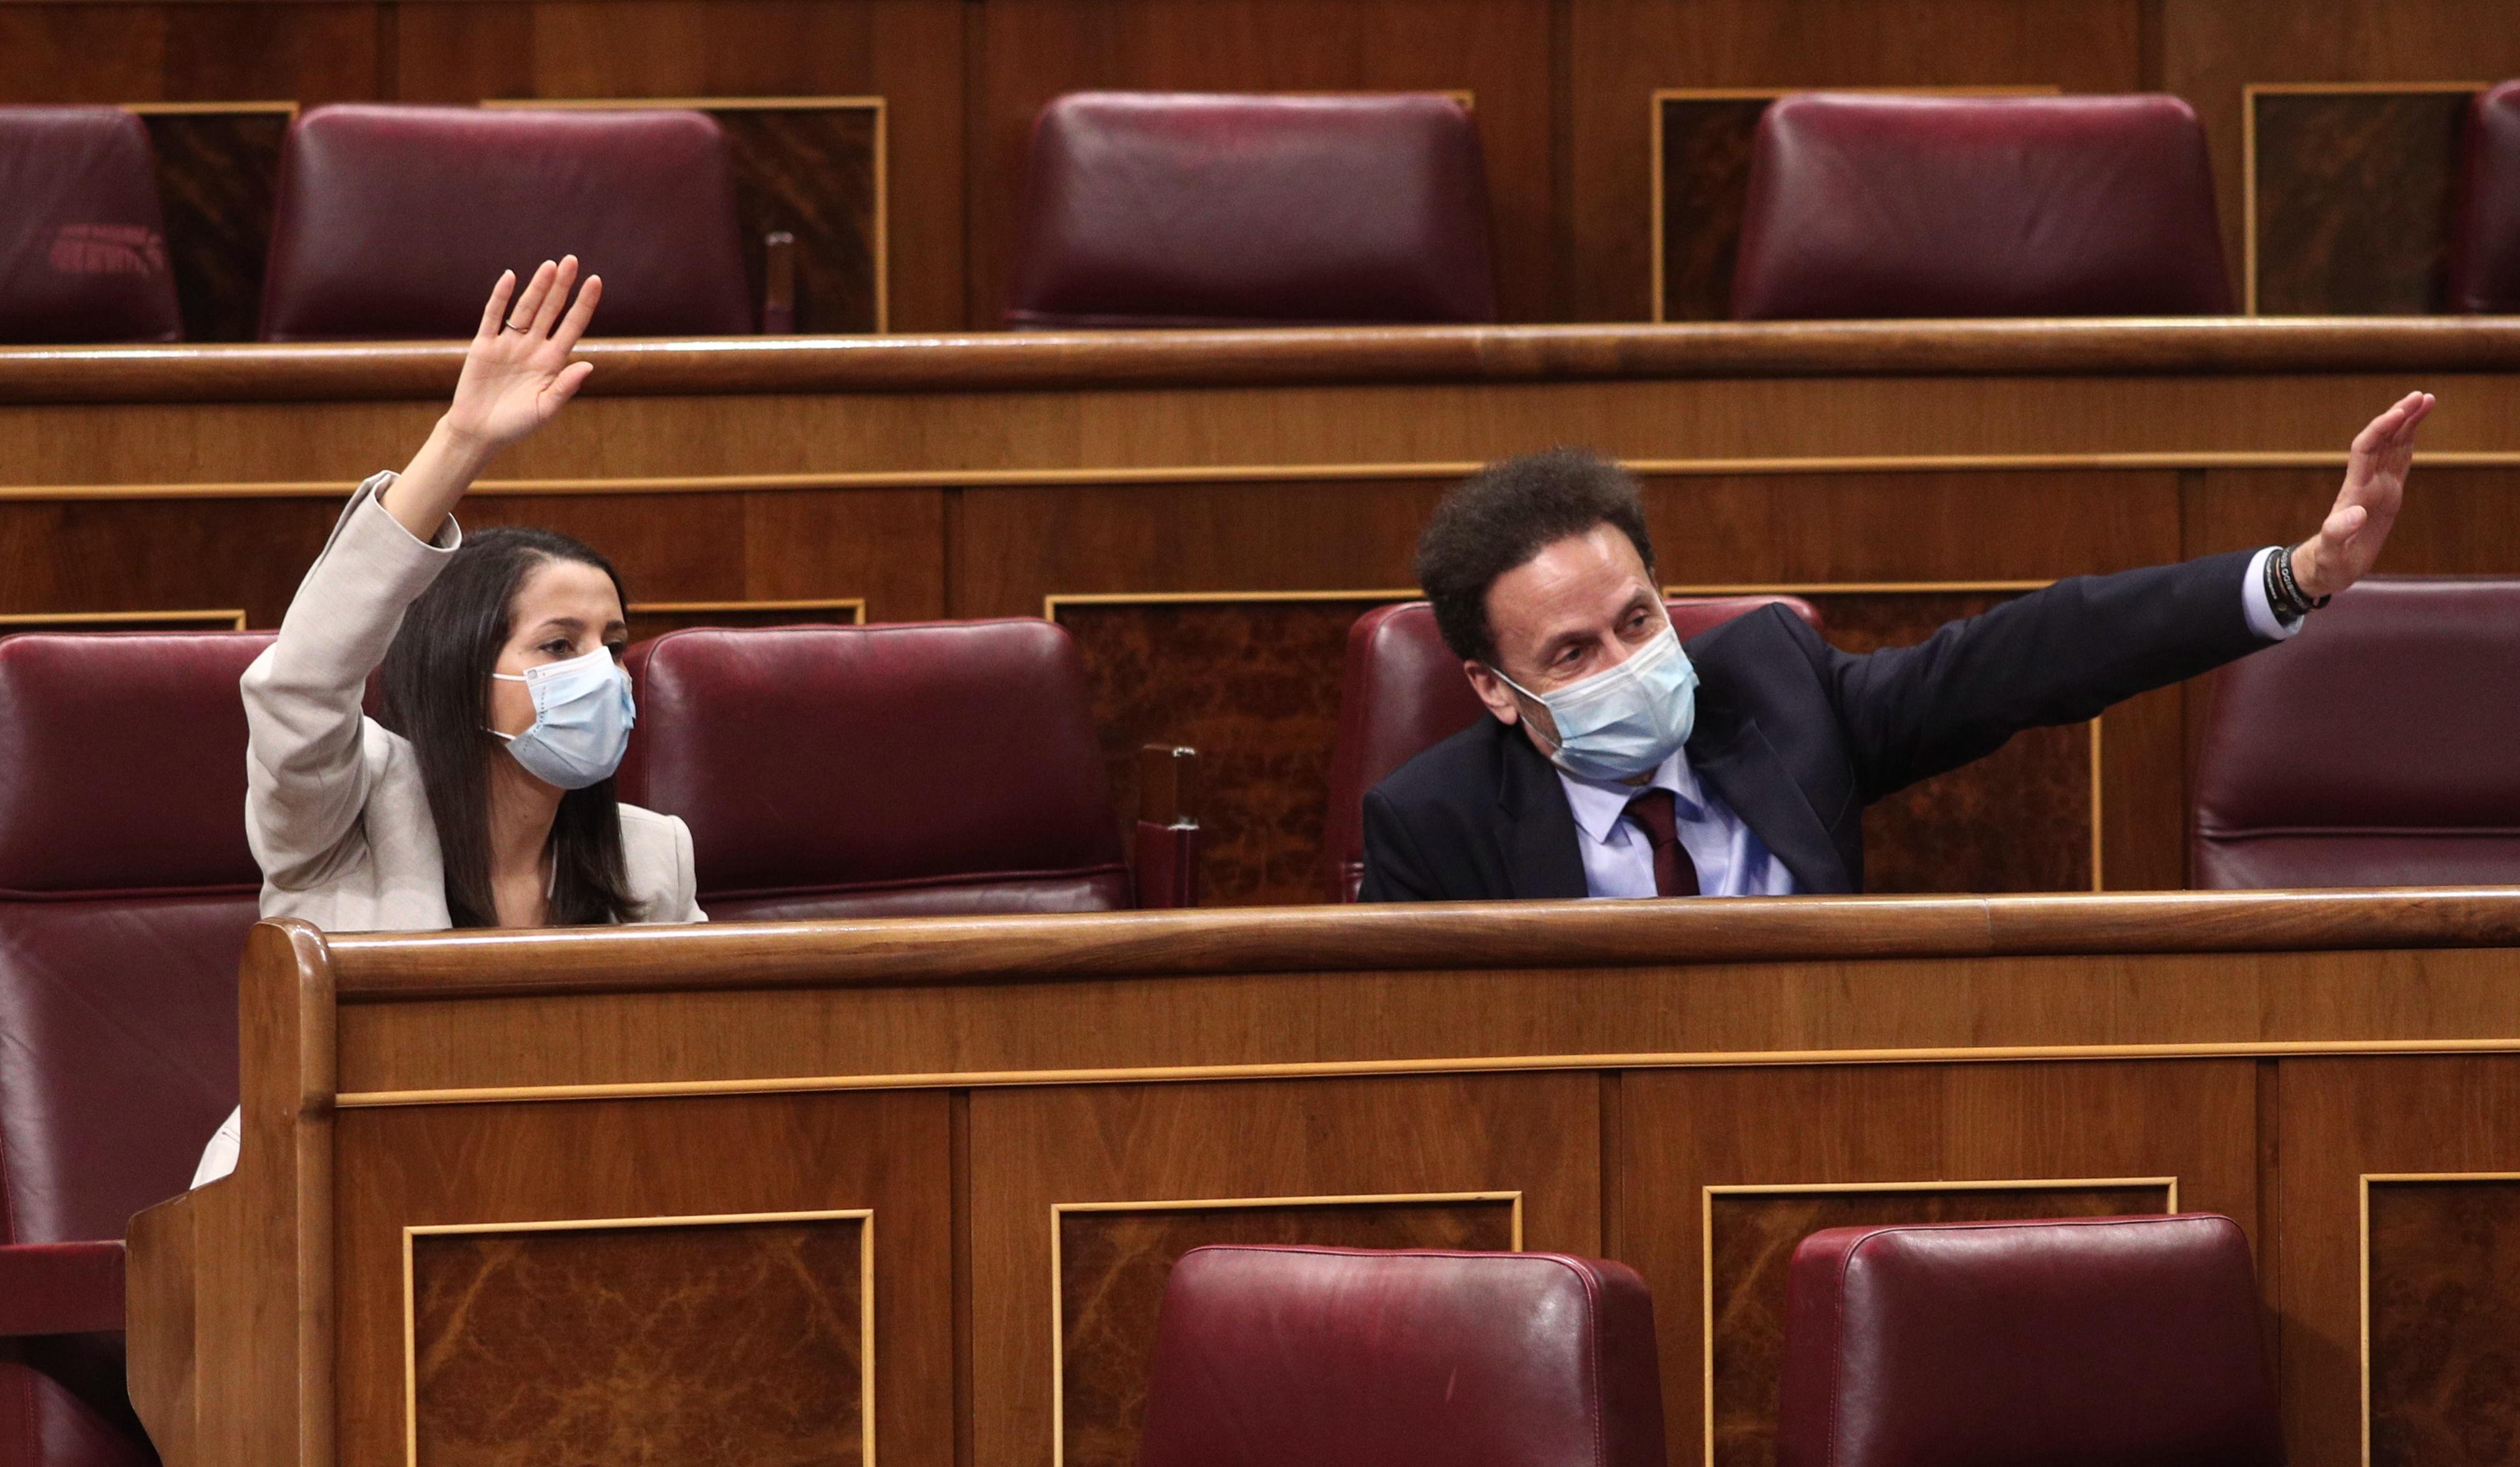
[540,640,572,656]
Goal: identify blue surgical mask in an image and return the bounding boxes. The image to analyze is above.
[1493,623,1699,782]
[490,647,635,789]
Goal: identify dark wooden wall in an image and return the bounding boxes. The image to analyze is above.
[12,0,2520,328]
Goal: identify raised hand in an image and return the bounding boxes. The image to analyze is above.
[443,257,603,453]
[2293,390,2433,599]
[379,259,603,542]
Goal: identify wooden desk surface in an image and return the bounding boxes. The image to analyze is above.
[125,891,2520,1467]
[11,320,2520,903]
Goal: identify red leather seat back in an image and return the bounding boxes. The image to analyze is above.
[0,107,181,344]
[1777,1214,2281,1467]
[617,622,1131,919]
[1005,92,1497,327]
[2452,81,2520,313]
[258,104,753,341]
[0,632,270,1246]
[2193,576,2520,888]
[1139,1246,1665,1467]
[1321,596,1822,901]
[1732,93,2233,320]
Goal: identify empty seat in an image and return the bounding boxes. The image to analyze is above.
[0,631,273,1467]
[1005,92,1497,327]
[1321,596,1821,901]
[1732,93,2233,320]
[616,621,1196,918]
[1777,1214,2282,1467]
[1139,1245,1665,1467]
[0,107,181,344]
[258,104,753,341]
[2451,80,2520,313]
[2192,576,2520,888]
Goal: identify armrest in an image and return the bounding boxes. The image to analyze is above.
[0,1239,127,1336]
[762,231,797,334]
[1133,743,1202,908]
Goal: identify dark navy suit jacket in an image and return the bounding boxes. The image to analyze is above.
[1358,550,2272,901]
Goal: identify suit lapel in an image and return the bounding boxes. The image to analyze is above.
[1490,725,1590,900]
[1689,705,1856,895]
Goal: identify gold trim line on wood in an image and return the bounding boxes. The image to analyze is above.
[401,1208,876,1467]
[123,100,299,117]
[0,608,246,629]
[1045,587,1417,619]
[329,1035,2520,1110]
[631,597,867,622]
[21,448,2497,505]
[1047,1190,1521,1467]
[2355,1167,2520,1465]
[1697,1174,2176,1467]
[480,95,886,111]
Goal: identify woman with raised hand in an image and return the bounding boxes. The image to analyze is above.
[193,256,702,1184]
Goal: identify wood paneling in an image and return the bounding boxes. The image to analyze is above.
[1059,595,1408,908]
[1653,95,1771,323]
[1705,1180,2173,1467]
[2279,1058,2520,1467]
[1055,1196,1515,1466]
[969,1073,1599,1467]
[2366,1178,2520,1467]
[337,1092,952,1467]
[123,901,2520,1467]
[968,0,1556,323]
[2249,88,2474,316]
[1624,1062,2259,1467]
[410,1216,870,1467]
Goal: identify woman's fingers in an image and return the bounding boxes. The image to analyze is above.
[506,259,558,332]
[475,269,516,342]
[551,273,603,354]
[531,255,578,337]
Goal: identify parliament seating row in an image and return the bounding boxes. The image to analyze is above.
[0,580,2506,1467]
[1136,1214,2281,1466]
[12,82,2520,342]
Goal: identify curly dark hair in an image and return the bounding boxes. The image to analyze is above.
[1413,448,1656,666]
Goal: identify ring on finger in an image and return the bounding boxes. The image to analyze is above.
[500,321,530,334]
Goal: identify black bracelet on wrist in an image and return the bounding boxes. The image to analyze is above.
[2264,545,2330,621]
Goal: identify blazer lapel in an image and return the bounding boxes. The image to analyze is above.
[1491,727,1590,900]
[1689,706,1856,895]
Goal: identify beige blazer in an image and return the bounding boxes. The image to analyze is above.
[198,474,703,1184]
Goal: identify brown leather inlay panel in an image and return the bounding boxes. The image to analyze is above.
[410,1216,866,1467]
[1064,595,1408,907]
[1811,590,2093,894]
[2367,1178,2520,1466]
[140,110,287,343]
[1059,1198,1516,1467]
[1708,1183,2171,1467]
[1655,96,1771,322]
[2252,90,2473,316]
[710,107,882,335]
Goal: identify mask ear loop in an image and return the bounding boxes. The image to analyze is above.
[1481,663,1566,756]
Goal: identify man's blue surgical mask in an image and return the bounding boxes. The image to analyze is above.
[490,646,635,789]
[1492,622,1699,782]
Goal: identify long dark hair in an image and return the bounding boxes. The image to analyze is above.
[377,526,644,928]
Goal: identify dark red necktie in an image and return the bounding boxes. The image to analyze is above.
[1623,788,1702,898]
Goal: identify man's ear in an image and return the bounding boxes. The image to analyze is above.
[1463,661,1521,726]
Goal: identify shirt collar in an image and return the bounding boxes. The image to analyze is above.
[1558,748,1705,846]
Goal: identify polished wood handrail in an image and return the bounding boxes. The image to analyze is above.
[316,887,2520,1000]
[6,318,2518,404]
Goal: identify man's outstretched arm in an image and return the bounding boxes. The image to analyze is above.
[1820,392,2435,801]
